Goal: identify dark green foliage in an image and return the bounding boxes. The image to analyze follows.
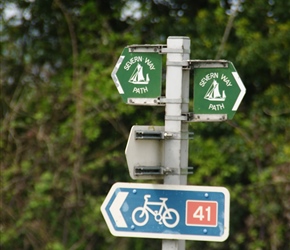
[1,0,289,249]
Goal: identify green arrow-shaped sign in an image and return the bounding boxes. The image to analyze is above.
[193,61,246,120]
[111,47,162,104]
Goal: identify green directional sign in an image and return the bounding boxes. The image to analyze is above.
[111,47,162,103]
[193,61,246,120]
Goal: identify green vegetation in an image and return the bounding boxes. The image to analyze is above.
[1,0,289,249]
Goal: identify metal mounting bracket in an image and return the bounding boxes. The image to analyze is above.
[161,48,191,54]
[165,112,193,121]
[167,61,189,66]
[185,60,229,70]
[166,113,227,122]
[158,97,189,104]
[127,45,191,54]
[163,131,194,140]
[128,44,166,54]
[127,97,190,105]
[134,166,194,176]
[165,114,188,121]
[135,130,193,140]
[135,130,164,140]
[188,114,228,122]
[127,98,165,106]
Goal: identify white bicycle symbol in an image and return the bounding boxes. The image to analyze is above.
[132,194,179,228]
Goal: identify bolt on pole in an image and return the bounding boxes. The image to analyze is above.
[162,36,191,250]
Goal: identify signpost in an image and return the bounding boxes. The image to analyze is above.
[193,61,246,120]
[103,36,246,249]
[111,47,162,104]
[101,182,230,242]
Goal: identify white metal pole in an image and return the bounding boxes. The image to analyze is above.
[162,37,190,250]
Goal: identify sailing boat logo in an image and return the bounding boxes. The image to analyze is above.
[204,80,226,101]
[129,63,150,84]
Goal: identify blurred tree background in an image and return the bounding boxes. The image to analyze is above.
[1,0,289,249]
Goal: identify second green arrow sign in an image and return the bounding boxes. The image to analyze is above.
[193,61,246,120]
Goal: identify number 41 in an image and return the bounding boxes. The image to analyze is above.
[193,206,211,221]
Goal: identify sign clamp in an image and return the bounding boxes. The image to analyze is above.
[134,166,194,176]
[128,44,190,54]
[163,60,229,70]
[127,97,189,106]
[189,113,227,122]
[135,130,163,140]
[135,130,194,140]
[166,112,227,122]
[128,44,166,54]
[127,98,164,106]
[186,60,229,70]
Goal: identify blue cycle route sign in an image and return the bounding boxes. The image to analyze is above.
[101,182,230,242]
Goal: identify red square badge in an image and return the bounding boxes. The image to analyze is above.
[186,200,218,227]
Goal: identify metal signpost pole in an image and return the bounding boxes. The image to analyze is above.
[162,37,190,250]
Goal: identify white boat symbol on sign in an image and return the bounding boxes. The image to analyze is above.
[129,64,150,84]
[204,80,226,101]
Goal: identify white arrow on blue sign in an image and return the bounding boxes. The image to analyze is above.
[101,182,230,242]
